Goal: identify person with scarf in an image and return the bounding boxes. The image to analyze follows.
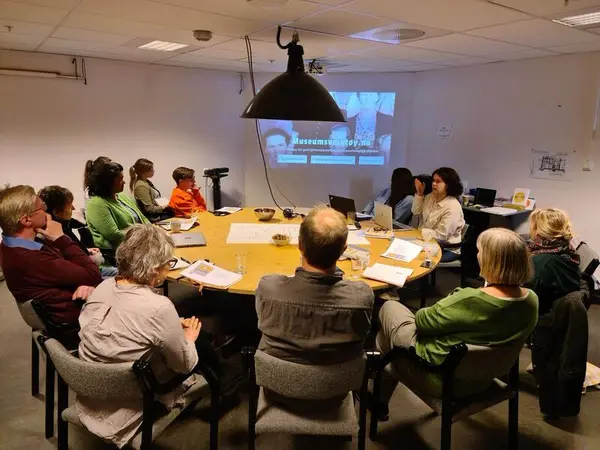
[527,208,581,316]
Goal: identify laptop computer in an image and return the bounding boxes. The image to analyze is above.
[374,202,414,231]
[171,232,207,248]
[474,188,497,207]
[329,194,372,221]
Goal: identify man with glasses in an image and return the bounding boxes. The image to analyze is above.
[0,185,102,326]
[168,167,207,217]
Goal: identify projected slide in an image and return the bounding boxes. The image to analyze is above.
[259,91,396,168]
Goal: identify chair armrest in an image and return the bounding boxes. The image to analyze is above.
[378,343,468,376]
[133,357,196,396]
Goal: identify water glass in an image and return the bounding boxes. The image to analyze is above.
[170,221,181,233]
[351,254,369,278]
[424,241,439,259]
[235,252,248,275]
[347,211,356,222]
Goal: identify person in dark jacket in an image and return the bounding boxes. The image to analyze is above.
[0,185,102,325]
[527,208,581,316]
[39,185,118,278]
[527,208,587,419]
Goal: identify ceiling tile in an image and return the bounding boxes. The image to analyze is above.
[467,18,600,48]
[165,52,252,69]
[0,1,70,25]
[549,40,600,53]
[178,47,247,61]
[151,0,328,23]
[62,12,233,47]
[0,42,37,50]
[306,0,353,5]
[405,33,530,55]
[51,27,135,45]
[40,37,161,59]
[342,0,531,31]
[361,44,466,63]
[0,30,45,45]
[209,38,286,59]
[493,48,558,60]
[0,19,54,36]
[74,0,270,37]
[290,9,395,36]
[406,62,449,71]
[6,0,80,9]
[441,56,495,66]
[249,26,384,57]
[488,0,600,17]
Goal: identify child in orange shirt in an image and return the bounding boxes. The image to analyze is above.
[168,167,207,217]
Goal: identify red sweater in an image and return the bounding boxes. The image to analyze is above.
[1,235,102,325]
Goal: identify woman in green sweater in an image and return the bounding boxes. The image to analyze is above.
[86,161,149,264]
[375,228,538,420]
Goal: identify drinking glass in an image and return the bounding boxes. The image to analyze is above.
[347,211,356,222]
[235,252,248,275]
[351,254,369,278]
[170,221,181,233]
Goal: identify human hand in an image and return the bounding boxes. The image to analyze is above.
[415,179,425,196]
[182,316,202,342]
[88,248,101,255]
[72,285,95,301]
[36,214,64,241]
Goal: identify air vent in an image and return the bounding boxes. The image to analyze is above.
[372,28,425,42]
[349,25,426,44]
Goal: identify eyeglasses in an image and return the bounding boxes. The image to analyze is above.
[28,202,47,215]
[168,257,178,269]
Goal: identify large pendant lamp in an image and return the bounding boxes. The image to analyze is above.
[241,27,346,122]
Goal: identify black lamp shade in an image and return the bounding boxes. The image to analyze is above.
[241,71,346,122]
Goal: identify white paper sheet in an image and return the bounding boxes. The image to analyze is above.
[362,263,413,287]
[347,230,370,245]
[226,223,301,244]
[215,207,242,214]
[181,260,243,289]
[381,238,423,263]
[157,217,197,231]
[480,207,516,216]
[225,223,371,245]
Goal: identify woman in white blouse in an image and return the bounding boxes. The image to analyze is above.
[76,224,209,448]
[412,167,465,262]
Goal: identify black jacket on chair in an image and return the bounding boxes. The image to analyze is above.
[532,288,589,418]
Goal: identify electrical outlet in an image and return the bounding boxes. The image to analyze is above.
[583,159,593,171]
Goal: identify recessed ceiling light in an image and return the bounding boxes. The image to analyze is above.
[138,40,188,52]
[553,11,600,27]
[349,25,425,44]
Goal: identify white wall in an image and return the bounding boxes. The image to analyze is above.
[407,52,600,251]
[0,50,247,210]
[243,72,413,210]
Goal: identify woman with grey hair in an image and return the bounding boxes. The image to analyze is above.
[75,224,215,448]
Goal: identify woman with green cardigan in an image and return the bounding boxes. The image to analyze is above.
[86,161,149,264]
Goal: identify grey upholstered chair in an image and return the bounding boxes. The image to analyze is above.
[38,335,216,450]
[576,242,600,277]
[371,342,524,450]
[243,348,379,450]
[14,300,57,439]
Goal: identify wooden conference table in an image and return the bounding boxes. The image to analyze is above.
[167,208,440,295]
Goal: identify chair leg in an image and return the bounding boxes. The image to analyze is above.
[369,371,382,441]
[358,382,368,450]
[441,408,452,450]
[45,358,55,439]
[57,375,69,450]
[141,394,154,450]
[210,378,220,450]
[509,392,519,450]
[32,336,40,397]
[420,277,427,309]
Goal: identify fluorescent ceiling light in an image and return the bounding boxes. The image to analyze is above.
[138,40,188,52]
[553,11,600,27]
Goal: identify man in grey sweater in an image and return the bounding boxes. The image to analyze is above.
[255,205,374,365]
